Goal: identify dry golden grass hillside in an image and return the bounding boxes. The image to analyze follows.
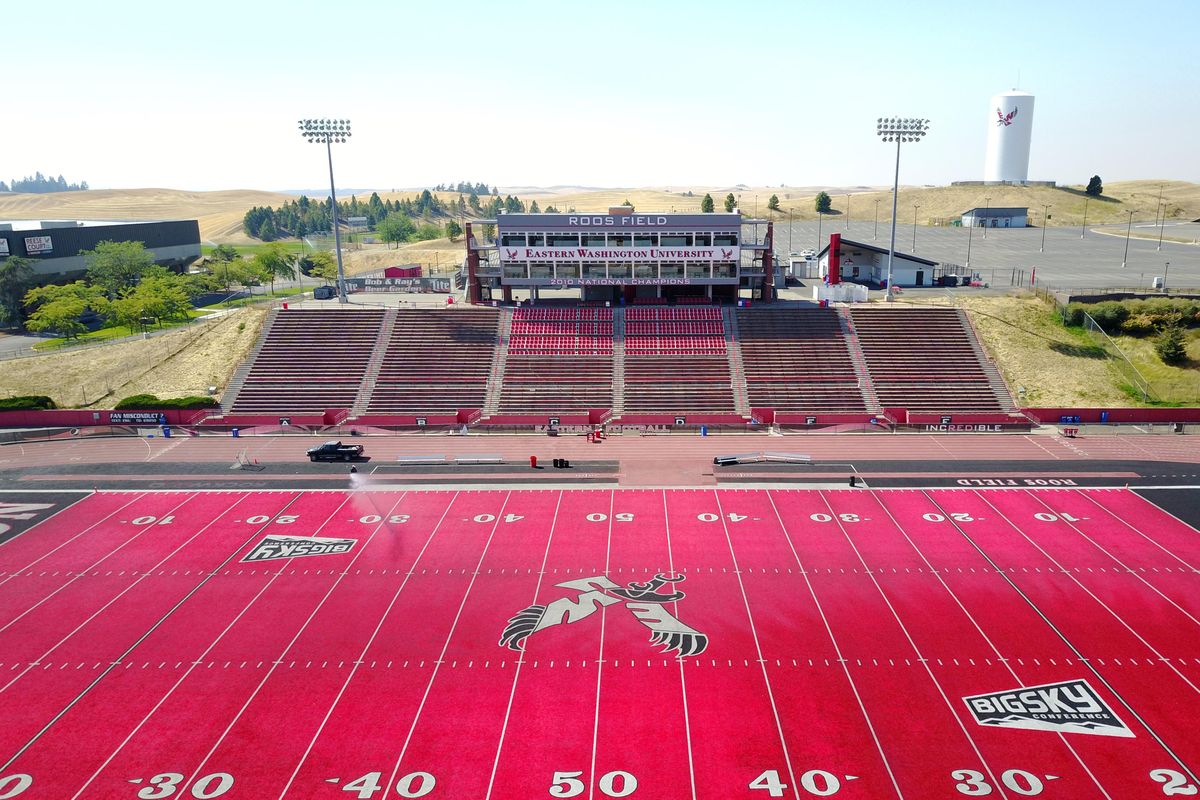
[0,308,266,408]
[0,188,294,243]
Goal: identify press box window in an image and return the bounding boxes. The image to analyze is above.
[659,233,693,246]
[634,233,658,246]
[548,233,579,246]
[500,233,525,246]
[582,234,607,247]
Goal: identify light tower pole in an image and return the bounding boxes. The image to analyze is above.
[1081,196,1089,239]
[1040,204,1050,253]
[982,196,990,239]
[299,118,352,303]
[1122,209,1134,268]
[911,204,920,252]
[876,116,929,301]
[873,199,880,241]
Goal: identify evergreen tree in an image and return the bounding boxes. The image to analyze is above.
[0,256,35,327]
[445,220,463,241]
[1155,323,1187,365]
[258,217,277,242]
[767,194,781,211]
[1085,176,1103,196]
[701,193,715,213]
[815,192,832,213]
[723,193,736,212]
[529,200,541,213]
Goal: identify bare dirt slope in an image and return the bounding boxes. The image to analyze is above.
[0,307,267,408]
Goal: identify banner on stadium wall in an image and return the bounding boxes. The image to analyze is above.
[344,277,451,293]
[500,246,740,263]
[0,239,9,256]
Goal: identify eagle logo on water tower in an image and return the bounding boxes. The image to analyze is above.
[995,107,1018,127]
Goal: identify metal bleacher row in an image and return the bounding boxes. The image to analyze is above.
[223,305,1013,419]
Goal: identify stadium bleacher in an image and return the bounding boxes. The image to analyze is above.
[737,308,869,413]
[623,307,736,413]
[849,307,1012,412]
[497,307,615,415]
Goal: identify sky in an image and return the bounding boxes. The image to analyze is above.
[5,0,1198,193]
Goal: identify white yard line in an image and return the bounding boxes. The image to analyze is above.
[712,489,800,800]
[814,490,1010,798]
[586,490,615,800]
[764,490,905,800]
[874,492,1112,799]
[273,491,456,800]
[384,491,514,796]
[661,489,698,800]
[178,493,394,797]
[484,491,564,800]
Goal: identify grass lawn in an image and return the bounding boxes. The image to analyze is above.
[201,286,311,310]
[32,309,210,351]
[1109,330,1200,404]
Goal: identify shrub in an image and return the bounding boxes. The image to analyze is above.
[1086,302,1129,332]
[1155,324,1188,365]
[1120,313,1160,336]
[1062,303,1087,327]
[114,394,218,410]
[0,395,57,410]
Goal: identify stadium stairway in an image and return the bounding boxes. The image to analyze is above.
[721,307,752,417]
[219,307,279,413]
[482,310,513,417]
[352,309,398,415]
[611,308,626,417]
[957,308,1018,411]
[837,310,883,413]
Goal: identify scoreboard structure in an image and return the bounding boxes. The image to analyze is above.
[465,208,775,304]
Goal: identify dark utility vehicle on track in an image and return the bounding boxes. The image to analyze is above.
[307,441,365,462]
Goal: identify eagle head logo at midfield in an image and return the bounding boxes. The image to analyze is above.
[995,107,1018,127]
[500,573,708,657]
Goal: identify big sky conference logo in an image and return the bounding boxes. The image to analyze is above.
[500,573,708,657]
[241,535,357,563]
[964,679,1133,738]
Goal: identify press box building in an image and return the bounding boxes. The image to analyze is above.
[463,208,776,304]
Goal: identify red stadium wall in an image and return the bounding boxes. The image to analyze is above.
[1023,407,1200,424]
[0,409,211,428]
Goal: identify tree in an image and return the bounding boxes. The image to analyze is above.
[110,272,193,333]
[529,200,541,214]
[304,251,339,284]
[83,240,155,296]
[0,256,36,328]
[701,193,715,213]
[377,212,416,248]
[253,243,297,294]
[23,281,108,340]
[767,194,781,212]
[1155,323,1187,365]
[208,244,240,263]
[445,220,463,241]
[621,199,634,208]
[815,192,832,213]
[723,193,736,212]
[1085,176,1103,197]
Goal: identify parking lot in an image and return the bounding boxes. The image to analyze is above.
[774,218,1200,289]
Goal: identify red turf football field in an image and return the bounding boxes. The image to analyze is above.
[0,488,1199,799]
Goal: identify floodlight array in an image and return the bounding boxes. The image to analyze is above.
[876,117,929,142]
[298,118,352,143]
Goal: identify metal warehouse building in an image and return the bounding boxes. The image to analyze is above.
[0,219,201,279]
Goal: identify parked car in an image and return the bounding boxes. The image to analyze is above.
[313,285,337,300]
[307,441,364,462]
[799,249,816,260]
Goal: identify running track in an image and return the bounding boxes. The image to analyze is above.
[0,488,1198,799]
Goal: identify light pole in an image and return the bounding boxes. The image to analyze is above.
[816,211,823,254]
[876,116,929,301]
[1157,201,1167,251]
[965,211,975,268]
[911,204,920,252]
[299,118,352,303]
[982,196,990,239]
[873,199,880,241]
[788,209,793,254]
[1121,209,1134,268]
[1155,183,1164,228]
[1164,261,1170,292]
[845,193,850,229]
[1081,196,1089,239]
[1040,204,1050,252]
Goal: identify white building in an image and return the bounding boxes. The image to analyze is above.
[815,238,938,288]
[962,207,1028,228]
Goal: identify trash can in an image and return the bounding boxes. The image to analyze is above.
[1100,411,1109,424]
[232,428,240,438]
[530,455,538,468]
[161,426,171,439]
[700,425,708,437]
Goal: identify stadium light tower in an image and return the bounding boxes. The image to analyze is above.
[299,118,352,303]
[876,117,928,301]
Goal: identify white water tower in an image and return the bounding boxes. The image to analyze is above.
[983,90,1035,183]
